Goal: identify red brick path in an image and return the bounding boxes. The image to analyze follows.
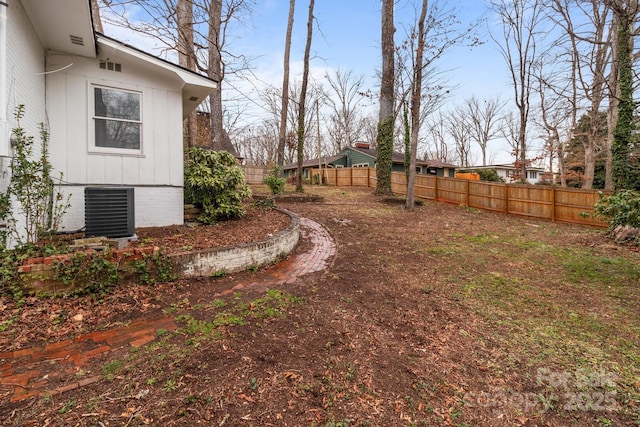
[213,217,337,296]
[0,218,335,403]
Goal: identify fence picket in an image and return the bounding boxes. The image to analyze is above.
[307,167,608,227]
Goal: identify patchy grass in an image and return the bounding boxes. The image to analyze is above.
[3,185,639,426]
[442,225,640,415]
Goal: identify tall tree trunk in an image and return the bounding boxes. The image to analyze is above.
[492,0,542,182]
[208,0,225,151]
[406,0,428,210]
[612,6,633,189]
[557,131,568,187]
[605,18,619,191]
[375,0,395,196]
[177,0,198,152]
[403,102,410,188]
[295,0,315,192]
[91,0,103,33]
[277,0,296,169]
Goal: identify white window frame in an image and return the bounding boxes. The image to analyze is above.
[352,162,369,168]
[89,83,143,155]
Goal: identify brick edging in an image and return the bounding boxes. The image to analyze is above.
[171,208,300,277]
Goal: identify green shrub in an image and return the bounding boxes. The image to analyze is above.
[1,105,70,248]
[594,190,640,229]
[472,168,505,183]
[264,167,286,195]
[184,148,251,224]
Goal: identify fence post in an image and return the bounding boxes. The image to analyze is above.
[504,184,509,214]
[466,179,470,206]
[434,176,438,201]
[550,186,556,222]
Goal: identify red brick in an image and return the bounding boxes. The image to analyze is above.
[130,335,155,347]
[10,387,41,402]
[45,348,77,361]
[0,351,14,359]
[45,339,74,352]
[26,349,47,363]
[75,330,107,344]
[51,381,80,395]
[0,367,14,377]
[12,348,34,359]
[0,370,39,386]
[80,345,109,359]
[78,376,100,387]
[17,265,31,273]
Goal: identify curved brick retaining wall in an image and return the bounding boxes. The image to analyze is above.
[171,209,300,277]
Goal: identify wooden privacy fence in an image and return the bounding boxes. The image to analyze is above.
[242,166,269,184]
[309,167,608,227]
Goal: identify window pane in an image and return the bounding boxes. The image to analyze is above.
[95,119,141,149]
[94,87,140,121]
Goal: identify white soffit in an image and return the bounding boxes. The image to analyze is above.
[21,0,96,58]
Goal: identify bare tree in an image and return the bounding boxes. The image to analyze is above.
[91,0,103,33]
[324,69,368,152]
[502,111,524,174]
[277,0,296,168]
[177,0,199,150]
[425,113,454,163]
[234,122,278,165]
[605,12,620,190]
[397,0,480,208]
[295,0,315,192]
[550,0,614,189]
[445,110,474,167]
[289,83,326,162]
[406,0,429,209]
[535,65,573,187]
[208,0,225,151]
[101,0,254,155]
[458,96,505,166]
[490,0,545,181]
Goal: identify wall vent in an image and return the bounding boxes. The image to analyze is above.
[85,187,135,238]
[70,35,84,46]
[99,61,122,72]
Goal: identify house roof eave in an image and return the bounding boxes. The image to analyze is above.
[22,0,96,58]
[96,34,217,118]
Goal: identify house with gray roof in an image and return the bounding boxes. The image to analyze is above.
[283,143,457,181]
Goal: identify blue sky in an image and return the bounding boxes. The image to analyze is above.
[102,0,517,164]
[235,0,509,101]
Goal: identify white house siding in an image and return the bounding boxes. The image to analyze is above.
[4,0,46,153]
[1,1,46,245]
[497,169,510,182]
[2,0,46,182]
[45,49,186,231]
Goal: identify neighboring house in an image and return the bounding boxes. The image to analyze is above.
[457,164,546,185]
[283,143,457,179]
[1,0,217,241]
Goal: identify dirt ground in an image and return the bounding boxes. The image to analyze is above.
[1,186,639,426]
